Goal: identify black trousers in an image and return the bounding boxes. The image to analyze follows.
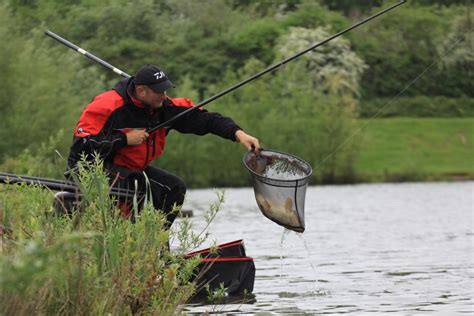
[108,164,187,229]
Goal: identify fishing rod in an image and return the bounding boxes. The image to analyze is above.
[0,172,135,197]
[45,30,130,78]
[45,0,406,133]
[0,173,78,192]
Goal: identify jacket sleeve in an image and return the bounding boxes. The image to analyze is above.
[69,133,127,163]
[68,94,128,166]
[169,107,242,141]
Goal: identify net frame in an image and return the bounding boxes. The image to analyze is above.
[243,149,312,232]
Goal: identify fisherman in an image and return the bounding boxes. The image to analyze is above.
[67,64,260,228]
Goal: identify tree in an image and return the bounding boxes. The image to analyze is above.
[274,26,367,97]
[318,0,383,17]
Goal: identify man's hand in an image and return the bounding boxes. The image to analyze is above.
[126,129,149,146]
[235,130,260,153]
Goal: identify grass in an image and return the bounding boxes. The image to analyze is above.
[354,117,474,181]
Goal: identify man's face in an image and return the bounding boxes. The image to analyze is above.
[136,85,167,109]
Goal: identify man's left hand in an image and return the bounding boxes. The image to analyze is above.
[235,130,260,153]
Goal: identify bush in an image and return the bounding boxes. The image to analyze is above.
[0,130,66,178]
[351,4,471,98]
[0,14,107,162]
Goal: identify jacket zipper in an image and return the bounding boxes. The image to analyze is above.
[143,118,152,169]
[143,137,150,169]
[151,113,159,159]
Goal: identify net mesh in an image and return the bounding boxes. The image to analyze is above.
[243,149,312,233]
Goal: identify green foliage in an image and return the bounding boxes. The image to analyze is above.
[275,26,367,96]
[205,282,227,303]
[318,0,384,16]
[0,6,16,101]
[281,1,348,29]
[351,3,472,98]
[0,130,66,178]
[63,1,171,76]
[359,96,474,118]
[310,83,360,183]
[0,9,106,161]
[229,0,302,16]
[410,0,466,5]
[230,18,284,66]
[228,2,348,70]
[436,8,474,94]
[1,158,224,314]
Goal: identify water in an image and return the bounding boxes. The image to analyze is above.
[297,233,319,278]
[280,229,291,282]
[178,182,474,314]
[244,149,311,181]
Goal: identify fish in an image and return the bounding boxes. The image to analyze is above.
[255,193,301,228]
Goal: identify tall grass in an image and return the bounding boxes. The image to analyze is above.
[0,157,221,315]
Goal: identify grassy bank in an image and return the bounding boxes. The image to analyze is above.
[355,117,474,182]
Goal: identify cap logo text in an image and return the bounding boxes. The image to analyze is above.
[154,71,165,80]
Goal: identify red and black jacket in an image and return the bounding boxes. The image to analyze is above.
[67,77,241,171]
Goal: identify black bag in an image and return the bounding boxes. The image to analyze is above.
[186,240,255,298]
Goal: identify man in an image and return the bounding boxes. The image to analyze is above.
[67,64,260,228]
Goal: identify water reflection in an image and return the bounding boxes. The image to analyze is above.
[179,182,474,314]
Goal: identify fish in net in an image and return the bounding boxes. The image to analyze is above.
[243,149,312,233]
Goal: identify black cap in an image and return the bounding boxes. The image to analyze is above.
[134,64,174,93]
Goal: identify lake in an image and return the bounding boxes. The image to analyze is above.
[178,181,473,314]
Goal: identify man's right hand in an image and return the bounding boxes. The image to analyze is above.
[126,129,149,146]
